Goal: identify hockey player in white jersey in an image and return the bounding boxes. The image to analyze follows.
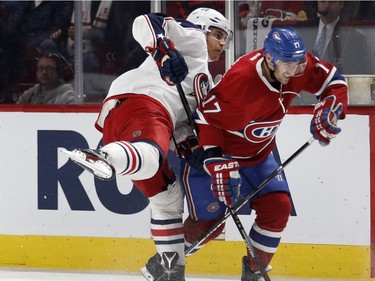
[63,8,231,281]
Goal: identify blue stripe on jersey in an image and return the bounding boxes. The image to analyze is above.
[146,13,167,36]
[146,13,201,45]
[331,68,345,83]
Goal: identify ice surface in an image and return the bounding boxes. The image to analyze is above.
[0,268,365,281]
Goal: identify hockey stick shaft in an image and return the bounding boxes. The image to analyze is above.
[229,208,271,281]
[177,82,267,275]
[185,136,315,255]
[176,83,198,136]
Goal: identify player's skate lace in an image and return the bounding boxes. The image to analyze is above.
[141,252,185,281]
[61,148,115,180]
[241,256,272,281]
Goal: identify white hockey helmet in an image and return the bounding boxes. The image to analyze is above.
[186,7,232,37]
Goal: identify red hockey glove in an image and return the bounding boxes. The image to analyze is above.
[203,157,241,207]
[149,38,188,86]
[310,95,343,146]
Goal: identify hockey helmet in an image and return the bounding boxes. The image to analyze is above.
[264,27,306,65]
[186,8,232,37]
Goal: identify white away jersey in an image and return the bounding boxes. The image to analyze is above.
[95,13,212,132]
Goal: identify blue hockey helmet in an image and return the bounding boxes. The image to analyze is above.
[264,27,306,66]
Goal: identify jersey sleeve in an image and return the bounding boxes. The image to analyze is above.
[132,13,203,54]
[303,54,348,119]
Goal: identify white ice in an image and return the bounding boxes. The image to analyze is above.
[0,268,363,281]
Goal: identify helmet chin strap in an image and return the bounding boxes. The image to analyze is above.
[264,57,279,82]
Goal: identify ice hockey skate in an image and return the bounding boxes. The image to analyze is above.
[61,148,115,181]
[241,256,272,281]
[141,252,185,281]
[141,253,163,281]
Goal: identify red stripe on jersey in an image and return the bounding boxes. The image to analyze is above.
[183,165,197,220]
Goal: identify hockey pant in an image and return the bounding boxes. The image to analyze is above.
[101,96,185,264]
[181,152,292,267]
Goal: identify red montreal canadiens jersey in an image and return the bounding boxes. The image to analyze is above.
[196,50,348,166]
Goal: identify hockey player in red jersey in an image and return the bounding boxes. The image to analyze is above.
[182,27,348,280]
[62,8,232,281]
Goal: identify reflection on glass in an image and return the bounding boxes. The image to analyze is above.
[234,0,375,105]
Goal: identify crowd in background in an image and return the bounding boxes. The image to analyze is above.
[0,0,374,104]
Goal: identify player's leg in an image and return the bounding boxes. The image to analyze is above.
[66,97,184,280]
[63,97,171,182]
[239,154,291,280]
[137,160,185,281]
[181,161,227,255]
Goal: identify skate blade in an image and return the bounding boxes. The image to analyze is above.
[59,148,75,157]
[141,266,155,281]
[59,149,114,181]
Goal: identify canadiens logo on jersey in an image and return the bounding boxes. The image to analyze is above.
[243,119,282,143]
[272,31,281,41]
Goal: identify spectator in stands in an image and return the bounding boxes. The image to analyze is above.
[258,0,307,20]
[17,52,75,104]
[67,1,150,103]
[295,0,372,74]
[22,1,73,55]
[67,1,149,75]
[0,1,28,102]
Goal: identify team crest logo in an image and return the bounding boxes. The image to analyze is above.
[207,202,220,212]
[272,32,281,41]
[244,120,281,143]
[133,130,141,137]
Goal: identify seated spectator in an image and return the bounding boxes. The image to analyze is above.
[67,1,149,75]
[22,1,73,56]
[0,1,28,101]
[67,1,114,73]
[17,52,75,104]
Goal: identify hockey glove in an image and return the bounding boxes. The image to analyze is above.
[310,95,343,146]
[176,135,206,173]
[203,157,241,207]
[150,38,188,86]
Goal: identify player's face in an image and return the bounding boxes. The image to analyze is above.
[274,57,307,84]
[206,27,229,61]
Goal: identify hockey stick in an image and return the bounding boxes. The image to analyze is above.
[229,207,271,281]
[176,82,270,278]
[185,136,315,255]
[176,83,198,136]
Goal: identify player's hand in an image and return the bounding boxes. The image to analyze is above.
[176,136,205,173]
[310,95,343,146]
[203,157,241,206]
[151,38,188,85]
